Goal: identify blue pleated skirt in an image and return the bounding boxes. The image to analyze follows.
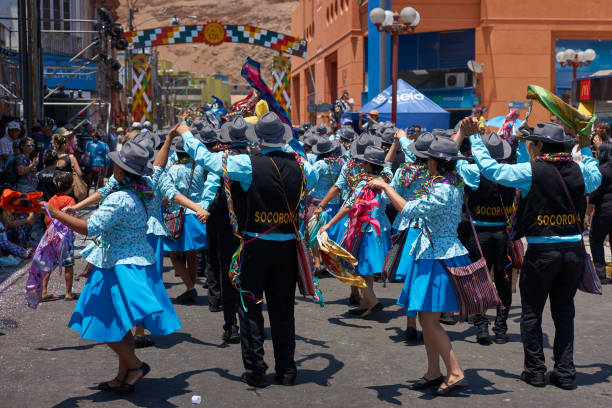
[396,241,467,317]
[68,263,181,342]
[147,233,164,278]
[356,229,391,276]
[163,213,207,252]
[325,205,347,243]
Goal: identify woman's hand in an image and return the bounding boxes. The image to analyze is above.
[195,207,210,224]
[367,178,388,191]
[395,129,407,140]
[176,123,191,136]
[63,205,77,215]
[319,223,330,235]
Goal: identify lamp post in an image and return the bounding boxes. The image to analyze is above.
[556,48,596,102]
[369,6,420,125]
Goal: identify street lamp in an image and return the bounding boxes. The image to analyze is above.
[370,6,420,124]
[556,48,597,81]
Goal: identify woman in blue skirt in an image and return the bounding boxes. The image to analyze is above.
[44,140,181,395]
[159,137,209,303]
[321,143,392,319]
[381,129,434,341]
[368,136,469,396]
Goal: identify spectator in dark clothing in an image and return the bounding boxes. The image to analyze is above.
[37,149,61,200]
[588,141,612,283]
[14,137,39,193]
[33,117,55,170]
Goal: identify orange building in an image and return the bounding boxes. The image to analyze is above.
[291,0,612,127]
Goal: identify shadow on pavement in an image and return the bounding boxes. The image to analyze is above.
[152,331,230,350]
[575,363,612,387]
[327,316,372,329]
[295,334,330,349]
[51,369,207,408]
[294,352,344,386]
[37,342,104,352]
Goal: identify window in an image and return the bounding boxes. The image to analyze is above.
[40,0,72,31]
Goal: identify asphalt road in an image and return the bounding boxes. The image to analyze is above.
[0,230,611,407]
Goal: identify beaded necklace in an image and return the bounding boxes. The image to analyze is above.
[398,162,428,188]
[535,152,573,163]
[411,170,463,200]
[168,157,194,167]
[323,156,343,183]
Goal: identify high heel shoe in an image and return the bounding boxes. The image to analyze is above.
[114,362,150,396]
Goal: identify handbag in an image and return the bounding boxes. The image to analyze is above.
[427,207,502,321]
[72,172,88,202]
[164,164,196,240]
[268,157,316,298]
[551,166,603,295]
[381,229,408,284]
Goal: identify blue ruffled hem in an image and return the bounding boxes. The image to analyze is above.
[68,263,181,342]
[163,213,207,252]
[396,249,467,317]
[356,229,391,276]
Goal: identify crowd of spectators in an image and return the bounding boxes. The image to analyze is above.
[0,115,116,265]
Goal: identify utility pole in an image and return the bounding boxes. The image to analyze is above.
[27,0,41,126]
[126,0,137,126]
[17,0,31,130]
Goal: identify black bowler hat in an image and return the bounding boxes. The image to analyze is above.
[357,145,386,167]
[525,122,575,144]
[312,138,340,155]
[246,112,292,147]
[218,116,251,144]
[425,136,466,161]
[338,126,357,142]
[482,132,512,160]
[407,132,435,159]
[109,141,154,176]
[350,132,381,157]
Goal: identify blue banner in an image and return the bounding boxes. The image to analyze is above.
[421,88,474,109]
[43,54,97,91]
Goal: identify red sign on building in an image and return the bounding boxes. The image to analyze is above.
[579,79,591,101]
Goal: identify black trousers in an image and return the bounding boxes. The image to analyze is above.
[589,213,612,279]
[520,242,583,379]
[459,226,512,334]
[204,217,222,309]
[216,226,240,330]
[237,239,298,376]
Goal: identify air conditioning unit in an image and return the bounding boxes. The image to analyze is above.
[445,72,467,88]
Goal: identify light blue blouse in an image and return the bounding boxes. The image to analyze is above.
[381,164,429,231]
[157,160,206,215]
[398,137,417,164]
[400,182,468,260]
[98,168,167,236]
[312,159,343,204]
[81,190,155,268]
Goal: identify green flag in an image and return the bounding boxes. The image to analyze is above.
[526,84,596,139]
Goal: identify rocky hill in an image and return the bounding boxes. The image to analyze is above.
[116,0,299,85]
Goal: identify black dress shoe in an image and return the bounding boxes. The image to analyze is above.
[409,375,444,390]
[549,372,575,390]
[476,324,491,344]
[360,302,383,319]
[274,373,297,386]
[241,372,269,388]
[493,332,508,344]
[405,327,419,342]
[134,335,155,349]
[440,312,457,325]
[436,378,469,395]
[520,371,546,387]
[177,288,197,303]
[222,325,240,343]
[348,293,361,305]
[348,307,367,315]
[209,304,223,312]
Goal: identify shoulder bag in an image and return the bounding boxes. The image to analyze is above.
[267,157,316,298]
[427,206,502,321]
[495,186,525,269]
[164,164,196,240]
[381,229,408,285]
[551,165,603,295]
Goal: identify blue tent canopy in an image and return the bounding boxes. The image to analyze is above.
[348,79,450,131]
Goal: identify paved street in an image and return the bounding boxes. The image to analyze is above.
[1,227,611,408]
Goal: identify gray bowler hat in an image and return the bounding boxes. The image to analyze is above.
[109,141,154,176]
